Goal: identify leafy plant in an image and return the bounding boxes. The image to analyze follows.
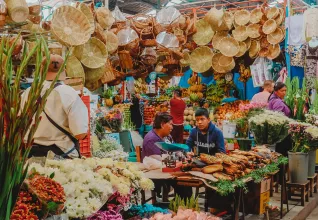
[102,88,113,99]
[0,37,66,219]
[169,194,199,213]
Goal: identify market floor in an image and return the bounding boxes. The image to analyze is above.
[307,206,318,219]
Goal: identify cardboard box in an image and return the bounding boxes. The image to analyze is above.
[259,191,270,214]
[260,178,271,193]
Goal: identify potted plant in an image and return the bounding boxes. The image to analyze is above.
[0,37,65,219]
[288,122,312,183]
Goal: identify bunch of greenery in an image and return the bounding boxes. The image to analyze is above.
[0,37,67,219]
[169,194,199,213]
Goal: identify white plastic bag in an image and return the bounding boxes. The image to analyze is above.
[143,156,162,170]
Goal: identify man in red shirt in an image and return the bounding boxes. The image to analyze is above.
[170,89,186,143]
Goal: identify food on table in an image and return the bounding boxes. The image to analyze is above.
[214,100,249,121]
[144,106,156,125]
[213,172,233,181]
[200,153,222,164]
[202,164,223,174]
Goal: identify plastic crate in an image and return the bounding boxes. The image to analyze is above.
[79,96,91,157]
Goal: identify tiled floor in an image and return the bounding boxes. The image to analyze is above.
[307,206,318,220]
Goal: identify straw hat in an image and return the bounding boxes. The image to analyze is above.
[249,40,260,58]
[267,44,281,60]
[266,7,279,19]
[66,55,85,80]
[244,38,251,50]
[96,7,115,29]
[247,24,261,39]
[212,53,235,73]
[212,31,228,50]
[193,19,214,46]
[215,11,234,31]
[74,37,107,69]
[262,19,277,35]
[51,6,91,46]
[190,46,213,73]
[250,8,263,24]
[103,30,119,54]
[260,37,270,48]
[84,65,105,83]
[235,41,247,57]
[267,27,285,44]
[219,36,239,57]
[204,7,224,29]
[259,48,269,57]
[234,10,250,26]
[232,26,248,42]
[275,8,285,26]
[77,3,95,35]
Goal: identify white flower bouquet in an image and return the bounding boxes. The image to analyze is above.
[28,158,154,218]
[249,110,291,145]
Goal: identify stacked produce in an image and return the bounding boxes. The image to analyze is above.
[158,78,170,90]
[134,78,148,94]
[187,76,206,103]
[156,95,170,102]
[155,103,169,114]
[238,63,252,83]
[190,148,282,182]
[144,106,156,125]
[214,100,249,121]
[206,79,234,105]
[102,88,114,107]
[183,107,195,126]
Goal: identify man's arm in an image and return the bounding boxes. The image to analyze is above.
[186,128,196,151]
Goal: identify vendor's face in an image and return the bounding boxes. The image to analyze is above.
[195,116,210,131]
[275,86,287,99]
[161,120,173,136]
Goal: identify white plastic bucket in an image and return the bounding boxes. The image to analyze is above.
[222,121,236,138]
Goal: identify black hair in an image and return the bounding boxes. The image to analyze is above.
[174,89,182,97]
[153,112,173,129]
[274,82,286,91]
[195,108,209,118]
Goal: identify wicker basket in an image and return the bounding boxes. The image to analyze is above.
[249,40,260,58]
[118,50,133,69]
[190,46,213,73]
[74,37,107,69]
[51,6,91,46]
[234,10,250,26]
[6,0,29,23]
[262,19,277,35]
[219,37,239,57]
[232,26,248,42]
[266,7,279,19]
[212,31,228,50]
[235,41,247,57]
[267,28,284,44]
[267,44,280,60]
[103,30,119,54]
[193,19,214,46]
[101,60,116,84]
[250,8,263,24]
[275,8,285,26]
[260,37,270,48]
[247,24,261,39]
[85,80,102,91]
[66,55,85,80]
[204,7,223,29]
[215,11,234,31]
[77,3,95,35]
[96,7,114,29]
[244,37,252,50]
[140,47,157,65]
[84,65,105,83]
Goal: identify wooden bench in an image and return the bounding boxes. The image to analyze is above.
[308,173,318,197]
[286,181,310,206]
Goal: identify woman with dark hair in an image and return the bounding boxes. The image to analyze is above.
[268,82,292,156]
[141,112,173,161]
[268,82,291,117]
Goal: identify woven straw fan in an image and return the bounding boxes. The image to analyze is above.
[219,36,239,57]
[212,31,228,50]
[190,46,213,73]
[193,19,214,46]
[103,30,119,54]
[51,6,91,46]
[84,65,106,83]
[74,37,107,69]
[235,41,247,57]
[77,3,95,35]
[66,55,85,80]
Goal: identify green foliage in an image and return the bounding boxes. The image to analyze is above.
[102,88,113,99]
[0,36,67,219]
[210,156,288,196]
[169,194,199,213]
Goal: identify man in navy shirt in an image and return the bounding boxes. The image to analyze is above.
[186,108,225,155]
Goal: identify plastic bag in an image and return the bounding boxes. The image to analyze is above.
[112,6,126,21]
[143,156,161,170]
[117,28,139,46]
[156,7,181,25]
[130,130,144,149]
[156,32,179,48]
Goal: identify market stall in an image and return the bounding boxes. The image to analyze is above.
[1,0,318,219]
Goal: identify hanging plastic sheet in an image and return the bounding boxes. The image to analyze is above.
[156,7,181,25]
[112,6,126,21]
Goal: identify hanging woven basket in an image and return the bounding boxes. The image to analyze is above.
[234,10,250,26]
[190,46,213,73]
[249,40,260,58]
[51,6,91,46]
[267,44,281,60]
[193,19,214,46]
[77,3,95,35]
[66,55,85,80]
[212,31,228,50]
[232,26,248,42]
[250,8,263,24]
[262,19,277,35]
[219,36,239,57]
[96,7,115,29]
[74,37,107,69]
[235,41,247,57]
[6,0,29,23]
